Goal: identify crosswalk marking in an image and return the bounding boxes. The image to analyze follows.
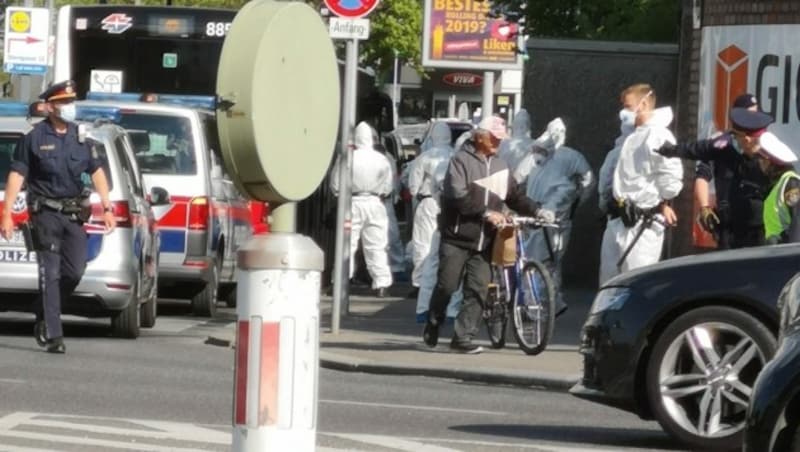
[326,433,460,452]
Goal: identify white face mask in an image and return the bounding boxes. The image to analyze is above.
[57,103,76,122]
[619,108,637,132]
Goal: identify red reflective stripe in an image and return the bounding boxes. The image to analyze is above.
[234,320,250,425]
[260,322,280,426]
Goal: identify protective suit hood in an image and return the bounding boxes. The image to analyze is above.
[429,122,451,149]
[354,122,374,149]
[643,107,673,129]
[511,110,531,139]
[533,117,566,155]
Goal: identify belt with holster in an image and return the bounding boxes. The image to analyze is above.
[31,191,92,222]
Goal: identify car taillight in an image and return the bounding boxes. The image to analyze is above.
[91,201,132,228]
[188,196,209,230]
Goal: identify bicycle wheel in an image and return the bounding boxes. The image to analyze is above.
[483,281,507,349]
[512,260,555,355]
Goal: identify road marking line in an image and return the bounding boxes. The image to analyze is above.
[0,412,36,430]
[0,445,59,452]
[0,379,25,384]
[319,399,507,416]
[0,430,208,452]
[326,433,460,452]
[21,419,229,444]
[396,435,647,451]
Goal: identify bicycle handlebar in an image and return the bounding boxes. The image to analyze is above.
[498,216,561,229]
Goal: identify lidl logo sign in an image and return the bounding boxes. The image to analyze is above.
[9,11,31,33]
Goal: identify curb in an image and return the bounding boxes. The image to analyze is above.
[319,350,580,392]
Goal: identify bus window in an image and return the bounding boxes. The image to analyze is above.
[117,114,197,175]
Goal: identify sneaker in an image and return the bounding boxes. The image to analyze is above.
[45,337,65,354]
[33,320,47,347]
[449,340,483,354]
[422,320,440,348]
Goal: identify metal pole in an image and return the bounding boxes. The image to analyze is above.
[481,71,495,120]
[392,49,399,129]
[331,38,359,334]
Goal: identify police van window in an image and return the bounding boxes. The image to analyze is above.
[116,113,197,175]
[0,134,21,189]
[114,136,143,197]
[202,115,225,174]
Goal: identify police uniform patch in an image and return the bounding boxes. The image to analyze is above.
[39,144,55,151]
[713,138,728,149]
[785,188,800,207]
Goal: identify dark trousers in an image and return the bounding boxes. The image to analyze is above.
[719,226,764,250]
[32,210,87,339]
[429,241,491,343]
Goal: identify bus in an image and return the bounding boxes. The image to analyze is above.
[54,5,235,97]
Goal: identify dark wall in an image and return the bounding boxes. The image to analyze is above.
[524,39,680,288]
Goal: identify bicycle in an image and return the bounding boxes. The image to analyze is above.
[483,216,559,355]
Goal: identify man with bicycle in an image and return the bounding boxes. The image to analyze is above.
[423,115,554,354]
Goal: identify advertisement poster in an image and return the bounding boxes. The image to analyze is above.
[422,0,522,70]
[695,25,800,248]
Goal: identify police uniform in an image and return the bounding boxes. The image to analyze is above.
[10,81,103,353]
[758,132,800,244]
[658,106,774,249]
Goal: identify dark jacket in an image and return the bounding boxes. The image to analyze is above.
[439,141,541,251]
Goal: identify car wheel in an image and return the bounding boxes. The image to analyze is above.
[191,261,218,317]
[140,264,158,329]
[646,306,776,451]
[111,284,141,339]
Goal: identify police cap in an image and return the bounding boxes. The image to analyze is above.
[732,93,758,109]
[730,108,773,135]
[759,132,797,164]
[39,80,77,103]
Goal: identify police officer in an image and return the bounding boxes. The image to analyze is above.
[0,81,116,353]
[656,95,773,249]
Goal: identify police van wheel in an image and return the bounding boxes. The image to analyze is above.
[111,292,141,339]
[140,260,158,329]
[192,264,218,317]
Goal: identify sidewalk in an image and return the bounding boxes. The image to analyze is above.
[208,284,594,392]
[317,284,591,391]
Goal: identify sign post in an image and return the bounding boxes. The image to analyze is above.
[4,6,50,102]
[325,0,378,335]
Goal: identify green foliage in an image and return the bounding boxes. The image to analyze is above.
[491,0,679,43]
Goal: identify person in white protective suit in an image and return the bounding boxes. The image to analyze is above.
[408,122,462,321]
[498,109,534,180]
[517,118,594,317]
[372,128,406,279]
[330,122,394,297]
[597,109,636,286]
[514,117,566,184]
[599,84,683,285]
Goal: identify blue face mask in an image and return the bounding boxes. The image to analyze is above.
[57,103,76,122]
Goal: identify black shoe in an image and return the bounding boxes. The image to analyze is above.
[422,320,440,348]
[45,337,65,354]
[376,287,387,298]
[449,340,483,354]
[34,320,47,347]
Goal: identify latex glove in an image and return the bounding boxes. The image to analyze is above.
[535,208,556,223]
[697,206,720,233]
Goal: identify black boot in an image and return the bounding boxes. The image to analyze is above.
[45,337,66,354]
[34,320,47,347]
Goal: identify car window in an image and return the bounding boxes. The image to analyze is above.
[117,113,197,175]
[0,133,22,190]
[81,140,113,190]
[114,136,143,197]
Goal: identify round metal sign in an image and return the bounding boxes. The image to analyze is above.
[324,0,380,19]
[216,0,341,203]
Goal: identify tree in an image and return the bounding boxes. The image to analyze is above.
[489,0,679,43]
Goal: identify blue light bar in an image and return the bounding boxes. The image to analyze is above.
[75,105,122,123]
[86,91,216,110]
[0,101,31,117]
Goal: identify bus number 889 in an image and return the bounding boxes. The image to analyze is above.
[206,22,232,37]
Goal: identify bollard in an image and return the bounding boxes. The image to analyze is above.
[232,232,323,451]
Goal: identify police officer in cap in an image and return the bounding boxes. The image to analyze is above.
[656,94,773,249]
[0,80,116,353]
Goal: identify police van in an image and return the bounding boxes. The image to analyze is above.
[0,101,168,338]
[77,94,256,316]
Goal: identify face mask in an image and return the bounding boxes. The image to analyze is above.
[619,109,637,131]
[57,103,76,122]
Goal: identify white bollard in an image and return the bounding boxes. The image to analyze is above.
[232,233,323,451]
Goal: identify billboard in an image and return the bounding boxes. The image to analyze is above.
[696,25,800,248]
[421,0,523,70]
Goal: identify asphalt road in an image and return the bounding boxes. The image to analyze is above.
[0,302,685,451]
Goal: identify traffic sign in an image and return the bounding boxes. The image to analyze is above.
[323,0,379,19]
[3,7,50,75]
[328,17,370,40]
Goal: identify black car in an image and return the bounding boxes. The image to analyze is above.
[744,272,800,451]
[570,244,800,451]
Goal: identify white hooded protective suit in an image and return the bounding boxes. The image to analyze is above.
[498,109,534,177]
[330,122,394,289]
[599,107,683,285]
[514,117,567,184]
[379,138,406,274]
[598,123,634,215]
[521,118,593,308]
